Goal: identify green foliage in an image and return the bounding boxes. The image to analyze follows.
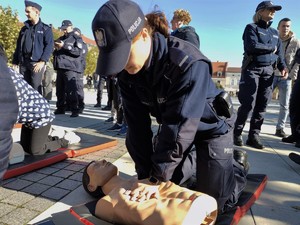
[0,6,21,63]
[52,28,62,41]
[85,45,98,76]
[215,81,224,89]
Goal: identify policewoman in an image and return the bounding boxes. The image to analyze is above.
[92,0,247,213]
[53,20,84,117]
[234,1,288,149]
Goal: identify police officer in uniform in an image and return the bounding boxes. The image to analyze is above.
[74,27,88,113]
[53,20,84,117]
[92,0,248,213]
[12,0,54,95]
[234,1,288,149]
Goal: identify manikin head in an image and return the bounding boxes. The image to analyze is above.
[82,160,118,198]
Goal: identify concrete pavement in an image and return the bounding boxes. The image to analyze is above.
[0,89,299,225]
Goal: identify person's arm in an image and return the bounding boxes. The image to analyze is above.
[0,57,19,181]
[60,36,83,58]
[12,28,24,65]
[275,35,288,74]
[40,25,54,63]
[118,72,154,179]
[288,40,300,80]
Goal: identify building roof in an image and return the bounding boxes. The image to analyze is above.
[227,67,241,73]
[82,35,96,46]
[211,61,228,78]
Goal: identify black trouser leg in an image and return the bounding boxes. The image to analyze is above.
[20,124,51,155]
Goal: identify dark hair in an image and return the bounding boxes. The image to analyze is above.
[278,18,291,28]
[82,161,105,198]
[145,10,169,38]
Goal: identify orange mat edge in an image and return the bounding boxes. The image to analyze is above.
[71,139,118,157]
[3,152,70,180]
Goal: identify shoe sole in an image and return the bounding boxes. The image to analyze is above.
[107,128,121,132]
[282,139,296,144]
[289,153,300,165]
[246,141,264,149]
[234,142,243,146]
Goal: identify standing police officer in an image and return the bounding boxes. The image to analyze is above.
[12,0,54,95]
[234,1,288,149]
[53,20,84,117]
[74,27,88,113]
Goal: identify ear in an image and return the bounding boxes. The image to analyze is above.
[140,28,150,40]
[87,183,97,192]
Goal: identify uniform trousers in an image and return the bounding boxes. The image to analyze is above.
[234,65,274,138]
[194,113,247,212]
[20,59,45,95]
[76,73,85,110]
[56,69,80,113]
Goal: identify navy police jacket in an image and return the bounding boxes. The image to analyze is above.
[12,19,54,65]
[53,31,83,73]
[118,33,228,181]
[171,26,200,49]
[0,53,18,181]
[243,20,286,71]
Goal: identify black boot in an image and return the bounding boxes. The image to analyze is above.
[234,135,243,146]
[246,136,264,149]
[282,135,296,143]
[233,149,250,174]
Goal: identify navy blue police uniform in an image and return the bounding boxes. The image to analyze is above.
[12,19,54,94]
[118,33,247,212]
[53,31,83,116]
[234,20,287,141]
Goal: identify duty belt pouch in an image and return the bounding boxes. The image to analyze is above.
[213,91,233,118]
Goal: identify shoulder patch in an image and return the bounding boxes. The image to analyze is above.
[168,37,212,75]
[77,42,83,49]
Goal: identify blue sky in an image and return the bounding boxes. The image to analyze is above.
[1,0,299,67]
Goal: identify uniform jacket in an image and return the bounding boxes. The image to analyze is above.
[274,32,300,80]
[242,20,286,71]
[12,19,54,65]
[171,26,200,49]
[53,31,83,73]
[118,33,228,181]
[0,54,19,181]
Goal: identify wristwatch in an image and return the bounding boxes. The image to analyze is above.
[148,176,161,185]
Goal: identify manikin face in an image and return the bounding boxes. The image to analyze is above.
[260,8,276,22]
[124,28,152,75]
[87,160,118,189]
[278,21,291,37]
[25,6,39,22]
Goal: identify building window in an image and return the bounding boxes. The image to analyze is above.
[231,79,234,86]
[217,71,222,77]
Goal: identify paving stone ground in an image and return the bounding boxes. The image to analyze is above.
[1,89,299,225]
